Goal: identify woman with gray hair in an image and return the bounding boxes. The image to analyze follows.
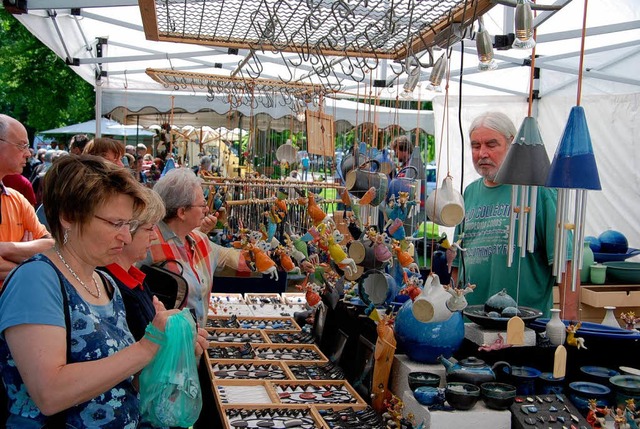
[140,168,250,327]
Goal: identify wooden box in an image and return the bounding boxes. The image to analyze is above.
[251,344,328,363]
[214,379,278,406]
[206,328,269,344]
[285,362,346,381]
[281,293,307,305]
[581,285,640,308]
[209,360,291,381]
[209,293,253,317]
[271,380,367,409]
[206,315,301,331]
[220,406,324,429]
[266,330,315,344]
[245,293,285,306]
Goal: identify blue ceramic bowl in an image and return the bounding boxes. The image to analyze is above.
[413,386,442,406]
[609,375,640,396]
[408,372,441,391]
[480,382,516,410]
[569,381,611,414]
[445,382,480,410]
[502,366,541,395]
[537,372,565,395]
[580,366,619,386]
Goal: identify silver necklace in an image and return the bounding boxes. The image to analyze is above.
[54,248,101,299]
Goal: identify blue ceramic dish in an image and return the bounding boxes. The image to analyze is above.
[580,366,619,385]
[609,375,640,396]
[413,386,443,406]
[569,381,611,414]
[593,247,640,263]
[530,319,640,340]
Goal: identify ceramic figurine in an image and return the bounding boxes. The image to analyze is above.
[624,399,639,429]
[566,322,587,349]
[443,281,475,312]
[621,312,640,331]
[245,240,278,280]
[273,245,301,275]
[372,315,397,412]
[478,332,513,352]
[614,405,631,429]
[586,398,610,428]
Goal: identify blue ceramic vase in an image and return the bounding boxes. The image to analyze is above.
[394,299,465,363]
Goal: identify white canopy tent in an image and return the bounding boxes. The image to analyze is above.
[6,0,640,246]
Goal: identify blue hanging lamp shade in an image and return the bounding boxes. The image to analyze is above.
[495,116,550,186]
[545,106,601,190]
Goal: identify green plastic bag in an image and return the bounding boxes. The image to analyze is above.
[139,309,202,427]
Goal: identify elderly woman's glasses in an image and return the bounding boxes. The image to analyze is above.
[94,214,140,232]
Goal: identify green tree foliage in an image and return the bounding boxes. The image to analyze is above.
[0,9,94,139]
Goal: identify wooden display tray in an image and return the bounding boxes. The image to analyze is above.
[284,361,346,381]
[208,360,292,381]
[210,293,246,304]
[208,304,255,317]
[219,405,324,429]
[207,315,301,331]
[281,292,307,305]
[581,285,640,308]
[206,328,269,343]
[271,380,367,410]
[266,330,315,344]
[207,342,327,363]
[214,379,279,407]
[245,293,285,305]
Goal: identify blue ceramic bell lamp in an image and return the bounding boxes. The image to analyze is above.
[546,106,601,190]
[495,116,550,186]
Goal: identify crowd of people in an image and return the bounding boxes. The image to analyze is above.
[0,114,241,427]
[0,110,573,427]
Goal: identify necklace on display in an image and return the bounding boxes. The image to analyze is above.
[54,248,101,299]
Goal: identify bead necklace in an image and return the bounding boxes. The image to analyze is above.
[54,248,101,299]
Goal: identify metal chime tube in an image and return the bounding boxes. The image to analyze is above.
[571,190,589,291]
[559,189,572,281]
[527,186,538,253]
[553,188,567,281]
[507,185,519,267]
[518,185,529,253]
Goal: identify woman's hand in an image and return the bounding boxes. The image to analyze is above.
[139,297,178,355]
[199,214,218,234]
[194,328,209,358]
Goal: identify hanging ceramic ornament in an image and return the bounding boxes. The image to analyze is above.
[553,345,567,379]
[546,106,602,292]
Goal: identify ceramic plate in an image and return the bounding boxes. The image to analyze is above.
[593,247,640,263]
[463,305,542,330]
[580,366,619,378]
[609,375,640,393]
[569,381,611,395]
[620,366,640,376]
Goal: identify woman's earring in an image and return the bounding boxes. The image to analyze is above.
[63,228,69,245]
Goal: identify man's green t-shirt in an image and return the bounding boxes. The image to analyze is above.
[453,179,560,316]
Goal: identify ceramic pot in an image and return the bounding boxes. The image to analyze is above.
[480,382,517,410]
[501,366,541,396]
[581,240,594,283]
[445,382,480,410]
[425,176,465,227]
[358,269,398,306]
[545,308,566,346]
[394,300,465,364]
[537,372,565,395]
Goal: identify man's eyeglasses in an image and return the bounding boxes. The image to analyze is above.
[187,203,208,209]
[94,214,140,233]
[0,138,30,151]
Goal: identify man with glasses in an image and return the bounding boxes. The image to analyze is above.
[0,114,53,282]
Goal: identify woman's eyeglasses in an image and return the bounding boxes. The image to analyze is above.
[94,214,140,233]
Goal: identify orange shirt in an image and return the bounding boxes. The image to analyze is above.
[0,184,48,241]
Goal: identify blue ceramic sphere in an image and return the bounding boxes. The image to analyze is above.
[394,299,465,363]
[585,235,602,252]
[598,230,628,254]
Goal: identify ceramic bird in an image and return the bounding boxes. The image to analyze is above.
[392,240,418,272]
[248,240,278,281]
[326,229,356,276]
[307,194,332,226]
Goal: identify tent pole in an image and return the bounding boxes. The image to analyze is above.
[95,78,103,138]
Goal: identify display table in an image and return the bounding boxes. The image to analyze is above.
[401,390,511,429]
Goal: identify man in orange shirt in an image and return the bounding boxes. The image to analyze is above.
[0,114,53,280]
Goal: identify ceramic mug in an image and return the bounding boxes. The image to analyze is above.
[425,176,465,227]
[590,263,607,284]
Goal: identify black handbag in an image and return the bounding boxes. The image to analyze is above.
[140,260,189,310]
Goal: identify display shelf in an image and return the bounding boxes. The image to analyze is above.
[464,323,537,347]
[581,285,640,308]
[206,328,269,343]
[209,361,291,381]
